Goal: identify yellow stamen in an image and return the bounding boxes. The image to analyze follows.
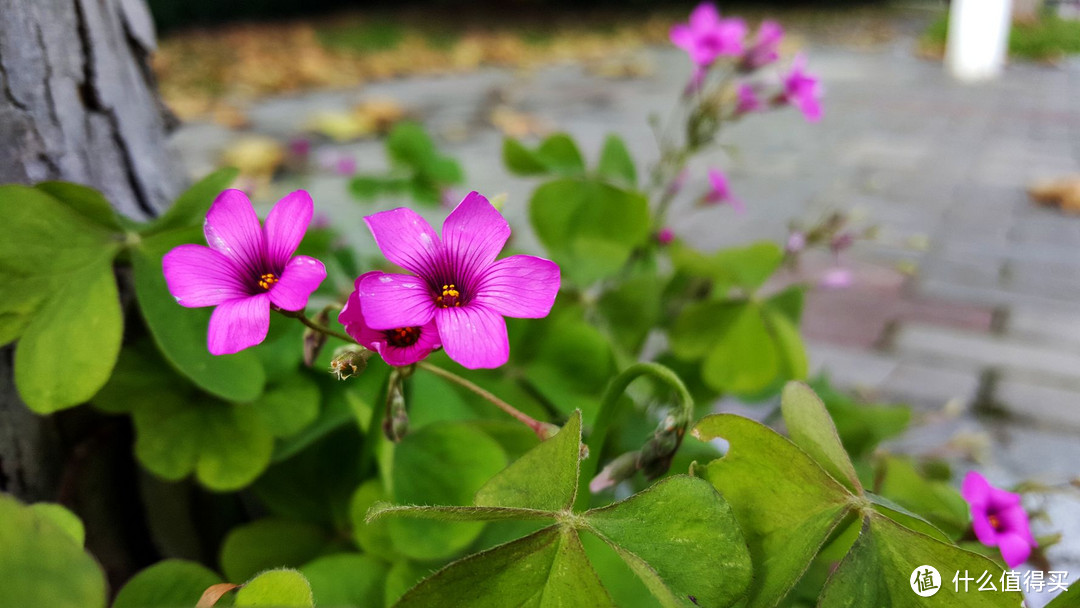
[435,283,462,308]
[258,273,279,290]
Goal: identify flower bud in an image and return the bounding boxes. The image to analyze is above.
[303,307,333,367]
[589,450,641,493]
[383,383,409,443]
[329,346,372,380]
[638,415,687,480]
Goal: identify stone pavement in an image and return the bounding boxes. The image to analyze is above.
[169,13,1080,602]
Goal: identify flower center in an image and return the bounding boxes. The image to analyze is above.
[258,272,279,290]
[435,284,462,308]
[988,514,1003,531]
[385,326,422,348]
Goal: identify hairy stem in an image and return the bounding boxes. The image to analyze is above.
[281,308,357,345]
[417,361,554,441]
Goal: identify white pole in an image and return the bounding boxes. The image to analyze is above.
[945,0,1013,82]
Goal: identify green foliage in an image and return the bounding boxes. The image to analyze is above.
[503,134,586,177]
[301,553,388,608]
[220,518,333,582]
[0,494,106,608]
[693,382,1023,607]
[596,135,637,187]
[369,412,752,607]
[112,559,223,608]
[350,122,464,206]
[234,568,314,607]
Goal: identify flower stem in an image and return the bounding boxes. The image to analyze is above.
[417,361,555,441]
[281,309,357,345]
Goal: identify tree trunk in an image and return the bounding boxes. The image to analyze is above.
[0,0,183,588]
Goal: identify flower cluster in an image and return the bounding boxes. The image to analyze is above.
[164,189,559,370]
[670,2,822,123]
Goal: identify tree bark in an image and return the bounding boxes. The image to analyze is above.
[0,0,183,588]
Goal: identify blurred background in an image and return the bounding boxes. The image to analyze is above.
[156,2,1080,602]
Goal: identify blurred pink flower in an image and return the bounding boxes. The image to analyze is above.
[656,228,675,245]
[670,3,747,67]
[288,137,312,160]
[962,471,1037,568]
[781,53,823,122]
[359,192,560,369]
[735,83,764,115]
[740,20,784,71]
[163,189,326,355]
[786,230,806,254]
[704,169,746,213]
[819,267,853,289]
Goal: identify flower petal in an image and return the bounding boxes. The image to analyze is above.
[363,207,441,276]
[999,505,1037,545]
[997,532,1033,569]
[339,271,380,332]
[474,255,560,318]
[269,255,326,311]
[204,189,265,273]
[207,294,271,355]
[971,510,998,546]
[441,191,511,278]
[670,24,695,51]
[436,305,509,369]
[962,471,992,505]
[689,2,721,32]
[163,244,249,307]
[264,190,313,269]
[358,272,437,330]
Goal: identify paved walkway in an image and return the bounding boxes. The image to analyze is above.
[170,16,1080,600]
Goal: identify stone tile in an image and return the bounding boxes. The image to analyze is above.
[877,362,982,410]
[996,376,1080,431]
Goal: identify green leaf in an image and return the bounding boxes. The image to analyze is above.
[1047,581,1080,607]
[0,494,106,608]
[584,476,752,608]
[596,273,662,354]
[14,254,123,413]
[819,514,1023,607]
[711,242,784,291]
[808,377,911,460]
[693,414,853,608]
[147,167,239,234]
[389,423,509,560]
[764,307,808,382]
[595,135,636,186]
[874,457,970,540]
[385,560,431,607]
[536,134,586,176]
[28,503,85,546]
[766,285,805,323]
[475,410,581,511]
[669,300,742,361]
[112,559,222,608]
[133,229,266,402]
[0,185,118,275]
[503,138,550,176]
[781,382,862,494]
[350,480,399,561]
[35,182,124,231]
[253,373,320,438]
[395,526,613,608]
[131,391,274,491]
[699,302,781,395]
[387,122,437,168]
[300,553,388,608]
[220,519,331,583]
[529,179,649,285]
[235,569,314,607]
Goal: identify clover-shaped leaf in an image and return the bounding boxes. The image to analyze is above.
[693,381,1023,608]
[368,411,752,608]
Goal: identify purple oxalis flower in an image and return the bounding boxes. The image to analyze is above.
[670,3,747,68]
[781,53,823,123]
[704,169,746,213]
[163,189,327,355]
[735,83,764,115]
[340,272,441,367]
[740,20,784,71]
[358,191,560,369]
[962,471,1037,568]
[819,267,853,289]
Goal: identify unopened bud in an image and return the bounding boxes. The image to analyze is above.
[382,376,409,442]
[638,417,687,480]
[329,346,372,380]
[589,450,641,494]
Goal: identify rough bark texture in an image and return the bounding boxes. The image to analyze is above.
[0,0,183,585]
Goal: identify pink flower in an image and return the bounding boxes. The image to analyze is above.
[359,192,560,369]
[656,228,675,245]
[781,53,823,123]
[670,3,747,67]
[704,169,746,213]
[819,267,853,289]
[340,272,441,366]
[786,230,806,254]
[735,83,764,115]
[740,20,784,71]
[163,189,327,355]
[962,471,1037,568]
